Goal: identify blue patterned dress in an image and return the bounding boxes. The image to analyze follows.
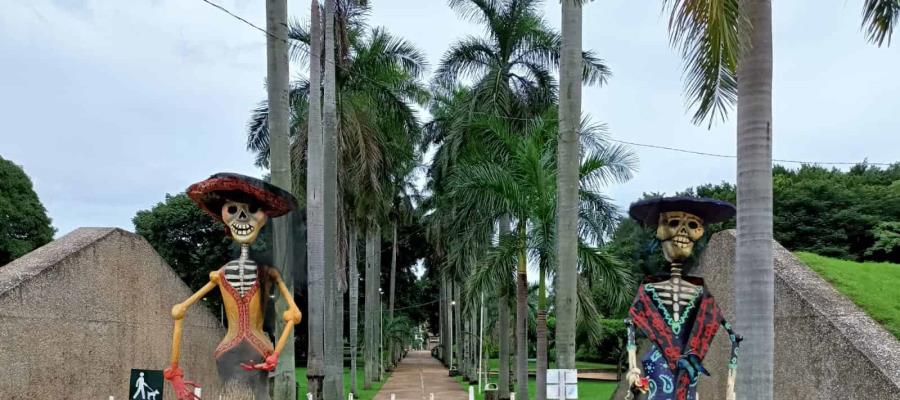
[625,277,741,400]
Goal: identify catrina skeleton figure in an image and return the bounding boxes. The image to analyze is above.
[624,197,742,400]
[164,173,302,400]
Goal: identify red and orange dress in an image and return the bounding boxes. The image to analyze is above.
[214,261,273,399]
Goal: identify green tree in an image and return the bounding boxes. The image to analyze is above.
[435,0,610,394]
[446,111,635,399]
[868,222,900,260]
[0,156,54,266]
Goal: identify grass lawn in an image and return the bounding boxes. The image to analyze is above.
[454,375,617,400]
[485,359,616,372]
[796,252,900,339]
[295,367,388,400]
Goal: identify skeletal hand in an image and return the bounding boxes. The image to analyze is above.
[164,365,201,400]
[241,352,279,372]
[626,368,649,393]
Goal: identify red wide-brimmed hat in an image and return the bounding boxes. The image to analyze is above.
[186,173,298,224]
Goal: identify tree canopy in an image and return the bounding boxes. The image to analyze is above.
[0,156,55,266]
[608,163,900,276]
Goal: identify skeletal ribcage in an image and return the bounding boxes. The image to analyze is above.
[652,280,699,321]
[224,259,258,296]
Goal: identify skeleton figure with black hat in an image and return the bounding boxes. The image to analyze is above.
[623,197,742,400]
[163,173,302,400]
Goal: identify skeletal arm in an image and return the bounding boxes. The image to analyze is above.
[720,316,742,400]
[269,267,302,354]
[169,271,219,366]
[165,271,218,400]
[624,318,648,396]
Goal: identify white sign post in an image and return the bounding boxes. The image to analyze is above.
[546,369,578,400]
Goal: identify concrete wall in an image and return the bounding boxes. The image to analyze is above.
[0,228,225,399]
[612,230,900,399]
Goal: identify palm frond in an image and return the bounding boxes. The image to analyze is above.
[435,36,498,84]
[862,0,900,46]
[664,0,743,127]
[578,242,634,312]
[581,50,612,86]
[579,144,638,188]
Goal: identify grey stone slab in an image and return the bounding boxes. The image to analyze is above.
[0,228,225,399]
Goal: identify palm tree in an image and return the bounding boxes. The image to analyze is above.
[447,111,636,400]
[348,223,360,396]
[555,0,582,372]
[265,0,295,397]
[659,2,895,398]
[387,178,421,368]
[436,2,610,395]
[322,1,343,398]
[305,2,326,397]
[246,10,427,396]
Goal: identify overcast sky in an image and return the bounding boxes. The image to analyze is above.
[2,0,897,237]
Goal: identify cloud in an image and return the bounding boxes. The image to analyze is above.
[1,0,896,238]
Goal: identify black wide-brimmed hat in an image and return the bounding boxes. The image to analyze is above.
[187,172,298,224]
[628,196,735,226]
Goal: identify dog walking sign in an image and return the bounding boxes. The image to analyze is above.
[129,369,163,400]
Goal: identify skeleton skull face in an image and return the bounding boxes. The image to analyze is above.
[656,211,705,262]
[221,200,267,244]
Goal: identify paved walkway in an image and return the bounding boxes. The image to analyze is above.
[373,350,468,400]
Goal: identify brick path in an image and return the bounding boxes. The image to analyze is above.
[373,350,468,400]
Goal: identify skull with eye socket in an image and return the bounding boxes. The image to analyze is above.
[656,211,705,262]
[221,200,267,244]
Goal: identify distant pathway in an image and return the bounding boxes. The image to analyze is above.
[373,351,468,400]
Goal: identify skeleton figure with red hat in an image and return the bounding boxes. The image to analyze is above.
[164,173,302,400]
[624,197,742,400]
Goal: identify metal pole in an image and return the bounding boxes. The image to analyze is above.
[478,292,484,392]
[449,299,455,369]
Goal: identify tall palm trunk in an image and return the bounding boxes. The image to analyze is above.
[364,225,377,389]
[463,310,471,381]
[535,257,548,400]
[515,221,529,400]
[555,0,581,371]
[440,275,448,365]
[470,310,478,382]
[265,0,296,398]
[377,276,384,381]
[498,290,511,398]
[305,1,326,397]
[349,224,359,396]
[323,1,341,398]
[498,215,511,399]
[375,226,384,381]
[388,221,398,367]
[735,0,774,398]
[454,279,462,375]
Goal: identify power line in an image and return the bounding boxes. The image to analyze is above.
[466,111,894,167]
[606,138,893,167]
[199,0,288,43]
[197,0,894,168]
